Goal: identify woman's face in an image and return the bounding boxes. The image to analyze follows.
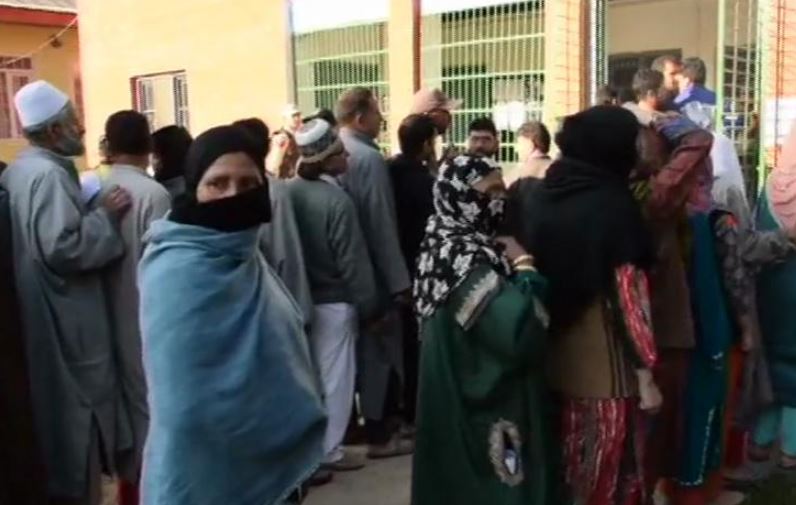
[196,152,264,203]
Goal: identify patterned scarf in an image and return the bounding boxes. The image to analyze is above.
[769,121,796,232]
[413,155,512,321]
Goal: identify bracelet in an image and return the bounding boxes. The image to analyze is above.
[514,265,536,272]
[511,254,534,267]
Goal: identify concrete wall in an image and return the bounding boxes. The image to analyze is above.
[0,23,80,164]
[606,0,756,90]
[77,0,293,165]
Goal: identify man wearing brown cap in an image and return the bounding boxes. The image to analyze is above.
[410,88,462,167]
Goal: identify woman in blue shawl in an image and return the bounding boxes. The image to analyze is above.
[139,126,326,505]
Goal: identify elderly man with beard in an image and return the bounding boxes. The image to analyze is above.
[0,81,132,505]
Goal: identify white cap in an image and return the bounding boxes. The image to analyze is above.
[283,103,300,118]
[14,80,70,129]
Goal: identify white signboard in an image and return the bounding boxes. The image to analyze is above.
[764,97,796,148]
[422,0,528,15]
[292,0,528,33]
[291,0,388,34]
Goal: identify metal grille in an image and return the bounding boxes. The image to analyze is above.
[134,79,156,129]
[589,0,607,104]
[132,71,189,132]
[173,74,190,130]
[421,0,546,164]
[718,0,764,194]
[292,15,390,150]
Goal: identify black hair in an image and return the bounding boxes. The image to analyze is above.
[105,110,152,156]
[468,117,498,137]
[681,57,707,85]
[651,54,682,73]
[336,87,376,125]
[304,108,337,127]
[595,85,618,106]
[398,114,437,158]
[152,125,193,181]
[617,87,637,105]
[555,105,640,178]
[233,118,270,159]
[516,121,551,154]
[632,69,665,101]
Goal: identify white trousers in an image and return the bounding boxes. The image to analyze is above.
[309,303,358,463]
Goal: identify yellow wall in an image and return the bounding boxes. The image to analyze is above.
[388,0,416,154]
[0,23,80,164]
[77,0,293,166]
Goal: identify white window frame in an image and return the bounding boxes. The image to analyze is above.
[132,71,189,132]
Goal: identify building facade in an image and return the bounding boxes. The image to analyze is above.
[0,0,80,163]
[76,0,793,175]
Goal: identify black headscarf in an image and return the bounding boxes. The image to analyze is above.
[520,106,654,328]
[413,155,512,320]
[152,125,193,182]
[170,126,271,232]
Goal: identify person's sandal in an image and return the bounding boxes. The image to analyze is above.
[322,452,366,472]
[748,443,773,462]
[307,468,334,487]
[777,452,796,473]
[367,434,414,459]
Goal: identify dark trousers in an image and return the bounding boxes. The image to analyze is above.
[401,305,420,425]
[364,371,402,445]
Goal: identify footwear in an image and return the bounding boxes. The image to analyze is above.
[398,423,417,440]
[777,452,796,473]
[367,434,414,459]
[307,468,333,487]
[724,459,773,486]
[323,452,366,472]
[748,443,773,462]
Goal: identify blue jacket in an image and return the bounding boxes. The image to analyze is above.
[675,84,717,110]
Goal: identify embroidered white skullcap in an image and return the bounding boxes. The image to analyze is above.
[295,119,343,164]
[14,80,70,129]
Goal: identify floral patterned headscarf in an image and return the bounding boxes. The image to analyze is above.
[413,154,512,321]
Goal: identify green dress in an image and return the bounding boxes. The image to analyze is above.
[412,265,553,505]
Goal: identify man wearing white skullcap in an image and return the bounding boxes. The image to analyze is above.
[0,80,134,504]
[287,119,380,473]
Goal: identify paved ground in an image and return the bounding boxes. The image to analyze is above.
[305,449,411,505]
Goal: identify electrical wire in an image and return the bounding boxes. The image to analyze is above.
[0,16,77,69]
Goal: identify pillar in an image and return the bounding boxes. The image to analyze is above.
[387,0,420,154]
[542,0,590,129]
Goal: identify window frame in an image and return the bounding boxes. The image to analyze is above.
[0,57,35,140]
[131,70,189,132]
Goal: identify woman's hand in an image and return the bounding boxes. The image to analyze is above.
[637,369,663,415]
[495,236,528,263]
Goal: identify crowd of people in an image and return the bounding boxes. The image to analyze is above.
[0,52,794,505]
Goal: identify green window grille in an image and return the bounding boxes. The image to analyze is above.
[421,0,546,165]
[718,0,763,194]
[292,14,390,150]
